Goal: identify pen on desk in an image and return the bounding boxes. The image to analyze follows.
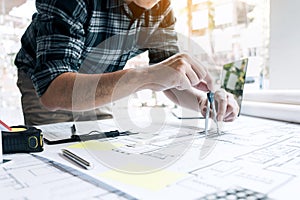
[0,120,12,131]
[61,149,94,170]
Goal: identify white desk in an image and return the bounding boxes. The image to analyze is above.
[1,107,300,200]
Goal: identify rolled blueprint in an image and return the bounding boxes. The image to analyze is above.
[243,90,300,105]
[240,101,300,123]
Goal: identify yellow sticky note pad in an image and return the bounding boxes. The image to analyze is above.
[68,141,124,151]
[99,169,187,191]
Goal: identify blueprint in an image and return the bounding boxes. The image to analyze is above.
[4,107,300,199]
[0,153,136,200]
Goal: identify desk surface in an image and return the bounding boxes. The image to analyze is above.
[2,107,300,200]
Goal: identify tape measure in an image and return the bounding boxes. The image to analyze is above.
[2,126,44,154]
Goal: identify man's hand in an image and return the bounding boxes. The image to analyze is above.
[145,53,214,92]
[154,53,239,122]
[199,89,239,122]
[164,88,239,122]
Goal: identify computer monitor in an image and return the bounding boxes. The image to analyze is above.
[220,58,248,116]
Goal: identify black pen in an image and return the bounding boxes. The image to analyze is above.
[61,149,94,170]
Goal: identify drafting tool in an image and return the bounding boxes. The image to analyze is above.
[204,92,220,136]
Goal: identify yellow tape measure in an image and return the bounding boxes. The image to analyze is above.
[2,126,44,154]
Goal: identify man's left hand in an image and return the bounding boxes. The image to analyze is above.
[199,89,239,122]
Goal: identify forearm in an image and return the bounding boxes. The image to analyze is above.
[40,69,147,111]
[40,52,214,112]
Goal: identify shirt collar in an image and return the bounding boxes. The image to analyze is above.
[107,0,125,8]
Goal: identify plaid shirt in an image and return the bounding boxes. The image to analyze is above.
[15,0,179,96]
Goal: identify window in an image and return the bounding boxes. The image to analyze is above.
[173,0,270,91]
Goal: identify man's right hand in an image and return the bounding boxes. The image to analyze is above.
[144,53,215,92]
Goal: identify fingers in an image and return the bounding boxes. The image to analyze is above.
[180,54,215,91]
[199,98,208,117]
[223,112,237,122]
[223,93,240,122]
[183,60,200,86]
[214,89,239,122]
[171,58,194,90]
[194,82,209,92]
[215,90,227,121]
[176,76,192,90]
[203,73,215,92]
[168,53,215,91]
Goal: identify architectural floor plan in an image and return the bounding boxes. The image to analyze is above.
[2,109,300,199]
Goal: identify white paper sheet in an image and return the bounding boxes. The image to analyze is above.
[4,112,300,200]
[0,153,135,200]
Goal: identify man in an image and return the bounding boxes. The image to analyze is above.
[15,0,239,125]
